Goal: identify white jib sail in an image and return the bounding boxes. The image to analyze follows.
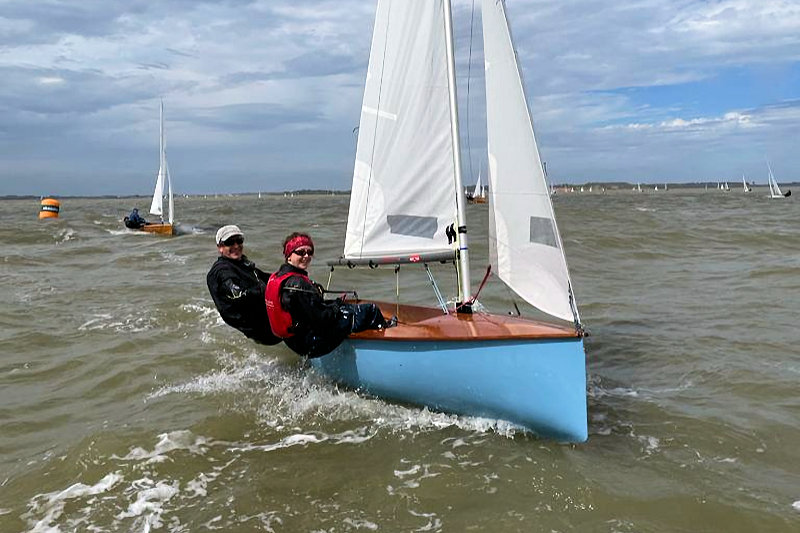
[150,167,165,218]
[344,0,457,259]
[482,0,578,323]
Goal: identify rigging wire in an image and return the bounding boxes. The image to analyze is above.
[425,264,450,314]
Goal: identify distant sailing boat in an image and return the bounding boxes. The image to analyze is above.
[312,0,587,441]
[144,100,175,235]
[767,163,791,199]
[742,175,751,193]
[467,169,487,203]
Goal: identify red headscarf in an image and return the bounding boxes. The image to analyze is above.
[284,234,314,258]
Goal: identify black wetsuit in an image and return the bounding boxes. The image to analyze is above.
[207,255,281,345]
[275,263,386,358]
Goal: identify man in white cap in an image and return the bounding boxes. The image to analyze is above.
[206,225,281,345]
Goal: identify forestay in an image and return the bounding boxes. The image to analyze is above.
[344,0,457,260]
[482,0,578,323]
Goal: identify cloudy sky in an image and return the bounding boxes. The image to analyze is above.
[1,0,798,196]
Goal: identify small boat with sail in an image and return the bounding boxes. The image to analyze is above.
[742,175,752,193]
[767,163,790,199]
[312,0,587,441]
[142,100,175,235]
[466,170,487,203]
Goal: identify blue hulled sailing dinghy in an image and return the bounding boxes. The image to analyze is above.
[312,0,588,441]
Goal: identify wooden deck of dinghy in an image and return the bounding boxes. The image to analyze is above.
[350,301,581,342]
[140,223,174,235]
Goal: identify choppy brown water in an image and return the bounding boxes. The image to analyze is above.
[1,190,798,532]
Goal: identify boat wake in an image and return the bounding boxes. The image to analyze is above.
[148,346,523,438]
[173,223,206,236]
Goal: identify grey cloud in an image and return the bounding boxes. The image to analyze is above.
[188,103,324,132]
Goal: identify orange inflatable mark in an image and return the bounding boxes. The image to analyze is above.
[39,198,60,219]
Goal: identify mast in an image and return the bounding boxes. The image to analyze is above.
[443,0,472,310]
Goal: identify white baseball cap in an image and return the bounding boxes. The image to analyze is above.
[216,225,243,244]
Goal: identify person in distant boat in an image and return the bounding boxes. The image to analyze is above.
[124,207,147,229]
[207,225,281,345]
[265,232,394,358]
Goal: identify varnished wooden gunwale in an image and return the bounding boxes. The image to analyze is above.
[350,301,581,342]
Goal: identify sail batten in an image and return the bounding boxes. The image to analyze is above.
[482,0,578,323]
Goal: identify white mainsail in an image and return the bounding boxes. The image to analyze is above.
[149,100,173,224]
[344,0,456,259]
[482,0,578,323]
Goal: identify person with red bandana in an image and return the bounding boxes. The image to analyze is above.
[265,232,393,358]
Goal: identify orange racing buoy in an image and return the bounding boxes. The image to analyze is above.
[39,198,60,219]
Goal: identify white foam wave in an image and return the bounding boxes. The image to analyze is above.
[115,430,212,464]
[107,229,150,236]
[589,385,640,399]
[180,301,223,332]
[159,251,187,264]
[55,228,76,243]
[23,472,123,532]
[637,434,661,455]
[230,428,376,453]
[343,517,379,530]
[407,509,442,531]
[388,462,442,493]
[78,312,156,333]
[180,301,218,320]
[115,479,179,530]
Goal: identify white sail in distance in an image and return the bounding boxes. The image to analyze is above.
[344,0,457,259]
[767,163,783,197]
[482,0,579,323]
[149,100,173,223]
[473,171,483,198]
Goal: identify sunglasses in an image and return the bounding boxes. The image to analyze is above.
[292,248,314,257]
[222,236,244,246]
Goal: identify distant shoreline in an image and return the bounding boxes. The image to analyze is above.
[4,183,796,200]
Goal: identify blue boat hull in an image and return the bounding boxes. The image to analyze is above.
[310,336,587,441]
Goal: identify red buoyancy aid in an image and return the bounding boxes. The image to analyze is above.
[265,270,311,338]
